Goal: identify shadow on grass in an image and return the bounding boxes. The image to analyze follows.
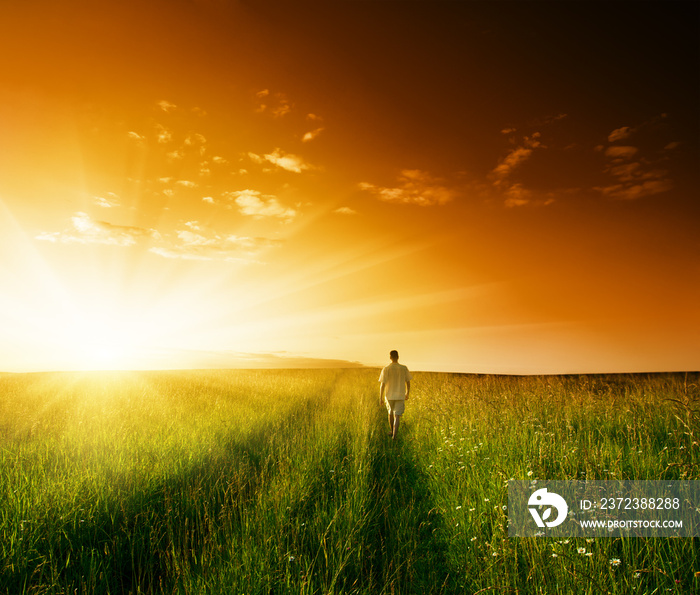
[362,411,455,595]
[2,389,334,595]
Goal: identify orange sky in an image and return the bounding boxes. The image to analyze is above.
[1,0,698,373]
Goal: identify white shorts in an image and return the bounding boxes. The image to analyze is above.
[385,399,405,416]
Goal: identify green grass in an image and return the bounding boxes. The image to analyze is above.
[0,369,698,594]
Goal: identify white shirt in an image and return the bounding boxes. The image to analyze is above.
[379,362,412,400]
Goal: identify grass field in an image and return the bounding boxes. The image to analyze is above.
[1,368,698,594]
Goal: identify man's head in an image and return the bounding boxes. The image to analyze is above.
[389,350,399,362]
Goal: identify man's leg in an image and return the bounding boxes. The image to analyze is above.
[392,414,401,439]
[387,410,394,434]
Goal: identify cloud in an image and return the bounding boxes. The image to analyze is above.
[608,126,631,142]
[303,128,324,142]
[503,183,532,208]
[604,146,638,160]
[359,169,456,206]
[154,123,172,144]
[35,212,155,246]
[150,226,280,262]
[596,179,673,201]
[157,100,177,112]
[491,133,542,182]
[488,128,563,207]
[175,180,197,188]
[254,90,291,117]
[533,113,568,126]
[36,213,280,264]
[93,193,120,208]
[334,207,357,215]
[596,141,672,200]
[127,131,144,142]
[225,189,297,222]
[249,149,312,173]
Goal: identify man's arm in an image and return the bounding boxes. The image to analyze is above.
[405,380,411,400]
[380,381,385,404]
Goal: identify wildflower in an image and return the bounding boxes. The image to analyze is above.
[456,506,462,510]
[586,538,594,543]
[585,552,593,557]
[484,498,490,502]
[634,573,641,579]
[469,508,475,512]
[577,547,586,555]
[610,558,621,567]
[470,537,477,542]
[527,470,533,477]
[289,556,295,562]
[552,554,558,558]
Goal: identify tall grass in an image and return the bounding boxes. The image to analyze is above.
[0,369,697,594]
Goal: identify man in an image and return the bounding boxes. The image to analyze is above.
[379,350,412,440]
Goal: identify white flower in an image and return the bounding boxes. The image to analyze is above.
[552,553,558,558]
[610,558,621,567]
[470,537,477,542]
[577,547,586,555]
[456,506,462,510]
[527,470,534,477]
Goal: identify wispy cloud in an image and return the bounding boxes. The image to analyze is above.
[248,149,312,173]
[150,229,280,263]
[491,133,542,181]
[608,126,631,142]
[595,120,674,200]
[334,207,357,215]
[303,128,324,142]
[36,212,281,264]
[605,146,638,160]
[254,89,291,117]
[175,180,197,188]
[93,193,120,208]
[487,131,547,207]
[154,123,172,144]
[35,212,156,246]
[156,99,177,113]
[303,113,324,142]
[359,169,456,206]
[224,189,297,222]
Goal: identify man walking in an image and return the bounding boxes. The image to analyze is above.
[379,350,412,440]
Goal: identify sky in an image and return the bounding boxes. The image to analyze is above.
[1,0,698,374]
